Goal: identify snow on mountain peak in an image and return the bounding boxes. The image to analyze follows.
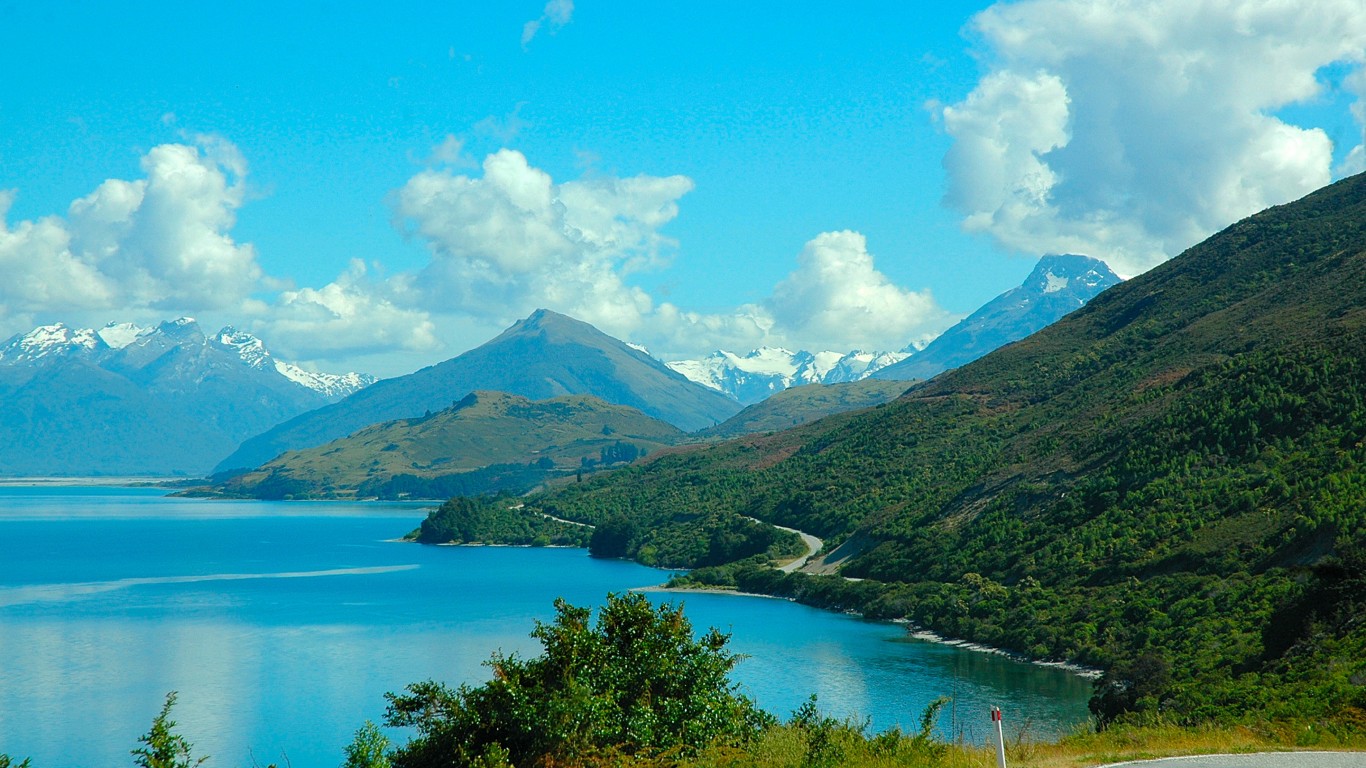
[0,318,376,401]
[1043,271,1070,294]
[214,326,272,370]
[667,346,909,404]
[274,360,377,399]
[0,323,102,362]
[97,322,153,349]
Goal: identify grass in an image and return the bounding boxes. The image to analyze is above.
[677,720,1366,768]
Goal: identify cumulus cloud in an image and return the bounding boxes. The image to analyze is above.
[0,138,264,321]
[394,148,691,337]
[391,147,956,358]
[942,0,1366,276]
[764,231,954,352]
[257,259,440,361]
[1338,66,1366,177]
[522,0,574,48]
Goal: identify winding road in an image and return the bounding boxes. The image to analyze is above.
[766,521,823,573]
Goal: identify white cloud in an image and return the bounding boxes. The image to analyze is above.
[0,138,264,321]
[0,192,114,315]
[764,231,954,353]
[522,0,574,48]
[393,149,954,358]
[942,0,1366,276]
[257,259,440,361]
[394,148,692,337]
[1338,66,1366,177]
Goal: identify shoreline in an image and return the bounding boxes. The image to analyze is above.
[636,583,1104,680]
[631,584,795,601]
[0,476,183,487]
[900,622,1103,679]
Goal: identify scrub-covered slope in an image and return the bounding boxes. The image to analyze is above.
[522,173,1366,723]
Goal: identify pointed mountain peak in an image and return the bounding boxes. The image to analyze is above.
[153,317,205,343]
[0,323,102,363]
[214,326,272,370]
[1025,254,1121,295]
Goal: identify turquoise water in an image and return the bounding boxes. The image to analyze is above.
[0,486,1091,766]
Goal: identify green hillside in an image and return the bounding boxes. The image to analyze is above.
[217,310,740,473]
[518,173,1366,726]
[695,379,911,439]
[219,391,683,499]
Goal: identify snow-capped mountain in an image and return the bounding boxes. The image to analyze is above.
[0,318,375,476]
[872,254,1121,382]
[0,319,373,399]
[214,326,376,398]
[667,347,910,405]
[668,254,1120,405]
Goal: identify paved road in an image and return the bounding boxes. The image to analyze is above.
[772,524,822,573]
[1098,752,1366,767]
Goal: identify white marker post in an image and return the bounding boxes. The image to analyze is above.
[991,706,1007,768]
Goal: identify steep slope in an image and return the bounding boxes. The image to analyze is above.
[0,319,372,476]
[695,379,911,439]
[521,173,1366,722]
[872,254,1120,381]
[217,310,741,472]
[219,391,683,499]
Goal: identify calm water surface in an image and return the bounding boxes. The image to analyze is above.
[0,486,1091,767]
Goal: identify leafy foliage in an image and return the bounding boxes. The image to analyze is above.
[343,721,392,768]
[519,173,1366,727]
[415,496,590,547]
[131,692,206,768]
[383,593,773,767]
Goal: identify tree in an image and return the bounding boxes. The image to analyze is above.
[131,692,207,768]
[383,593,773,767]
[587,515,637,559]
[342,721,391,768]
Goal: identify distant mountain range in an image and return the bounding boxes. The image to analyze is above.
[4,253,1119,479]
[0,319,374,476]
[667,348,910,406]
[667,254,1119,401]
[216,309,742,473]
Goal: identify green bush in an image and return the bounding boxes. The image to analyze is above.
[383,593,773,767]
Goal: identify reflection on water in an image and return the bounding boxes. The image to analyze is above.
[0,487,1091,766]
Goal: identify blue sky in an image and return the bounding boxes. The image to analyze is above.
[2,1,1364,377]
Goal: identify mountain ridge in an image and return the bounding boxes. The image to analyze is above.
[217,390,685,499]
[216,309,742,473]
[513,172,1366,722]
[0,318,374,476]
[872,253,1120,381]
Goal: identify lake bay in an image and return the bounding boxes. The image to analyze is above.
[0,486,1091,767]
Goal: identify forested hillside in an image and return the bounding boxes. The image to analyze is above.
[519,173,1366,726]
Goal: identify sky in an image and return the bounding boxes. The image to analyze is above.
[2,1,1364,378]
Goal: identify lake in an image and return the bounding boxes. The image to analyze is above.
[0,486,1092,766]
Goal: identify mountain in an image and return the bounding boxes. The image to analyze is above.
[666,254,1116,403]
[667,348,909,405]
[695,379,911,439]
[217,391,684,499]
[517,173,1366,722]
[216,309,742,473]
[871,254,1120,381]
[0,319,374,476]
